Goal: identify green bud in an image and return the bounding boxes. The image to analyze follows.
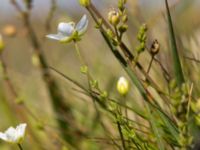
[95,19,103,29]
[112,38,119,46]
[108,102,117,112]
[90,80,98,89]
[137,24,148,42]
[108,10,120,26]
[80,65,88,74]
[100,91,108,99]
[79,0,90,7]
[136,42,145,54]
[118,0,127,11]
[141,34,147,42]
[106,29,115,39]
[119,24,128,33]
[122,14,128,23]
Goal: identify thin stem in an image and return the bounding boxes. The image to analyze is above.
[114,26,120,41]
[184,56,200,64]
[18,144,23,150]
[116,121,127,150]
[45,0,56,32]
[147,55,154,74]
[122,96,128,121]
[154,57,171,82]
[186,83,193,121]
[74,41,85,66]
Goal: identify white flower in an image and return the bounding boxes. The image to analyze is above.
[117,76,129,96]
[46,14,88,43]
[0,123,27,144]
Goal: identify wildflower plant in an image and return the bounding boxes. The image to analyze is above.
[1,0,200,150]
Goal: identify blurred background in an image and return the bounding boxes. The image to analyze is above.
[0,0,200,149]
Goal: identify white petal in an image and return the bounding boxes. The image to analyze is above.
[46,34,68,41]
[59,36,73,43]
[0,132,8,141]
[5,127,16,137]
[16,123,26,137]
[58,22,75,36]
[78,20,88,36]
[75,15,88,35]
[4,127,17,143]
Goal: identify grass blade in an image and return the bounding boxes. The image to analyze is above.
[165,0,184,86]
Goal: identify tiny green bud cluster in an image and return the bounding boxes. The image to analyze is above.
[118,0,127,12]
[107,6,128,43]
[136,24,148,54]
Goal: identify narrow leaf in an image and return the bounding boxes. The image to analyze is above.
[165,0,184,86]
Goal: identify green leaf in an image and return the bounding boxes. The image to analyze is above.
[165,0,184,87]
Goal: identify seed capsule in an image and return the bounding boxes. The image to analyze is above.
[150,39,160,55]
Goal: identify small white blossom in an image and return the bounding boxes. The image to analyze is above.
[0,123,27,144]
[117,76,129,96]
[46,14,88,43]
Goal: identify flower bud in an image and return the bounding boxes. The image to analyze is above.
[108,10,120,26]
[119,24,128,33]
[0,35,5,54]
[122,14,128,23]
[79,0,90,7]
[117,76,129,95]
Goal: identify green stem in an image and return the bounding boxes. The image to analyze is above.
[18,144,23,150]
[116,121,127,150]
[122,95,128,121]
[74,41,85,66]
